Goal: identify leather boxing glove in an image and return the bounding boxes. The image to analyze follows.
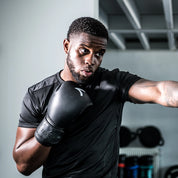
[35,81,93,146]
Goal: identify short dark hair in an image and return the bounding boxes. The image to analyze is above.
[67,17,108,40]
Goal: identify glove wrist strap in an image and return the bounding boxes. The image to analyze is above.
[35,116,64,146]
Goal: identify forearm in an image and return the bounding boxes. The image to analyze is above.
[13,128,51,175]
[129,79,178,107]
[158,81,178,107]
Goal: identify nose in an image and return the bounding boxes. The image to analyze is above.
[84,54,95,65]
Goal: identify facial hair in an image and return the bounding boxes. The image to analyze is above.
[66,53,94,84]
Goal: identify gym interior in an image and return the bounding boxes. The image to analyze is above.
[1,0,178,177]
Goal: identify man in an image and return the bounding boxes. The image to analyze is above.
[13,17,178,178]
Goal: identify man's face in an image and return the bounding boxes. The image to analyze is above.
[64,32,107,84]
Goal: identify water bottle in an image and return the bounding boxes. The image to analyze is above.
[118,154,126,178]
[125,156,139,178]
[138,155,153,178]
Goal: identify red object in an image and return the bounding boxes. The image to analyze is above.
[118,163,125,168]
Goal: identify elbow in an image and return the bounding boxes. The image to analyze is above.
[13,149,35,176]
[13,154,32,176]
[16,163,34,176]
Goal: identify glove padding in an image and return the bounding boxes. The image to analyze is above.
[35,81,93,146]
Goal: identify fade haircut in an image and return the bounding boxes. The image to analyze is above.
[67,17,108,40]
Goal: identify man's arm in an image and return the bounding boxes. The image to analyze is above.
[13,127,51,176]
[13,81,92,175]
[129,79,178,107]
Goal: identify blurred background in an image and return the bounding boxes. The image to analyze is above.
[0,0,178,177]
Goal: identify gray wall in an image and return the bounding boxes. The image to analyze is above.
[102,50,178,177]
[1,0,178,177]
[0,0,96,177]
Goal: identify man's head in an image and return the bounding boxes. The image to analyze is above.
[62,17,108,84]
[67,17,108,41]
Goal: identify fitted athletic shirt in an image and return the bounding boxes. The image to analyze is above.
[18,67,141,178]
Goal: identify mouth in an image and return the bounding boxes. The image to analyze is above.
[81,69,93,78]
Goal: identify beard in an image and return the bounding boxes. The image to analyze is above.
[66,54,93,84]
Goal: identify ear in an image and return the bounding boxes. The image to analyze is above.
[63,38,70,54]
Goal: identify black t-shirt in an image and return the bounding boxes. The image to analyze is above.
[18,67,141,178]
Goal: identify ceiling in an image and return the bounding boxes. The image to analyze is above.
[99,0,178,50]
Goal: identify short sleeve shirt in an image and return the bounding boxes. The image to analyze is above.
[18,67,141,178]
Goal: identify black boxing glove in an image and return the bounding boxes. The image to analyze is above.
[35,81,92,146]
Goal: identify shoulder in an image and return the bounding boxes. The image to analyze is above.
[96,67,141,92]
[95,67,130,83]
[29,72,60,93]
[25,72,62,105]
[90,67,122,90]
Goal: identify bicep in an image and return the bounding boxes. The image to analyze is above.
[14,127,36,150]
[128,79,161,104]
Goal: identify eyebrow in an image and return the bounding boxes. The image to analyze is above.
[80,44,89,47]
[79,43,106,50]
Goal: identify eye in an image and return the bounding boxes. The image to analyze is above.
[95,50,105,58]
[79,48,89,55]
